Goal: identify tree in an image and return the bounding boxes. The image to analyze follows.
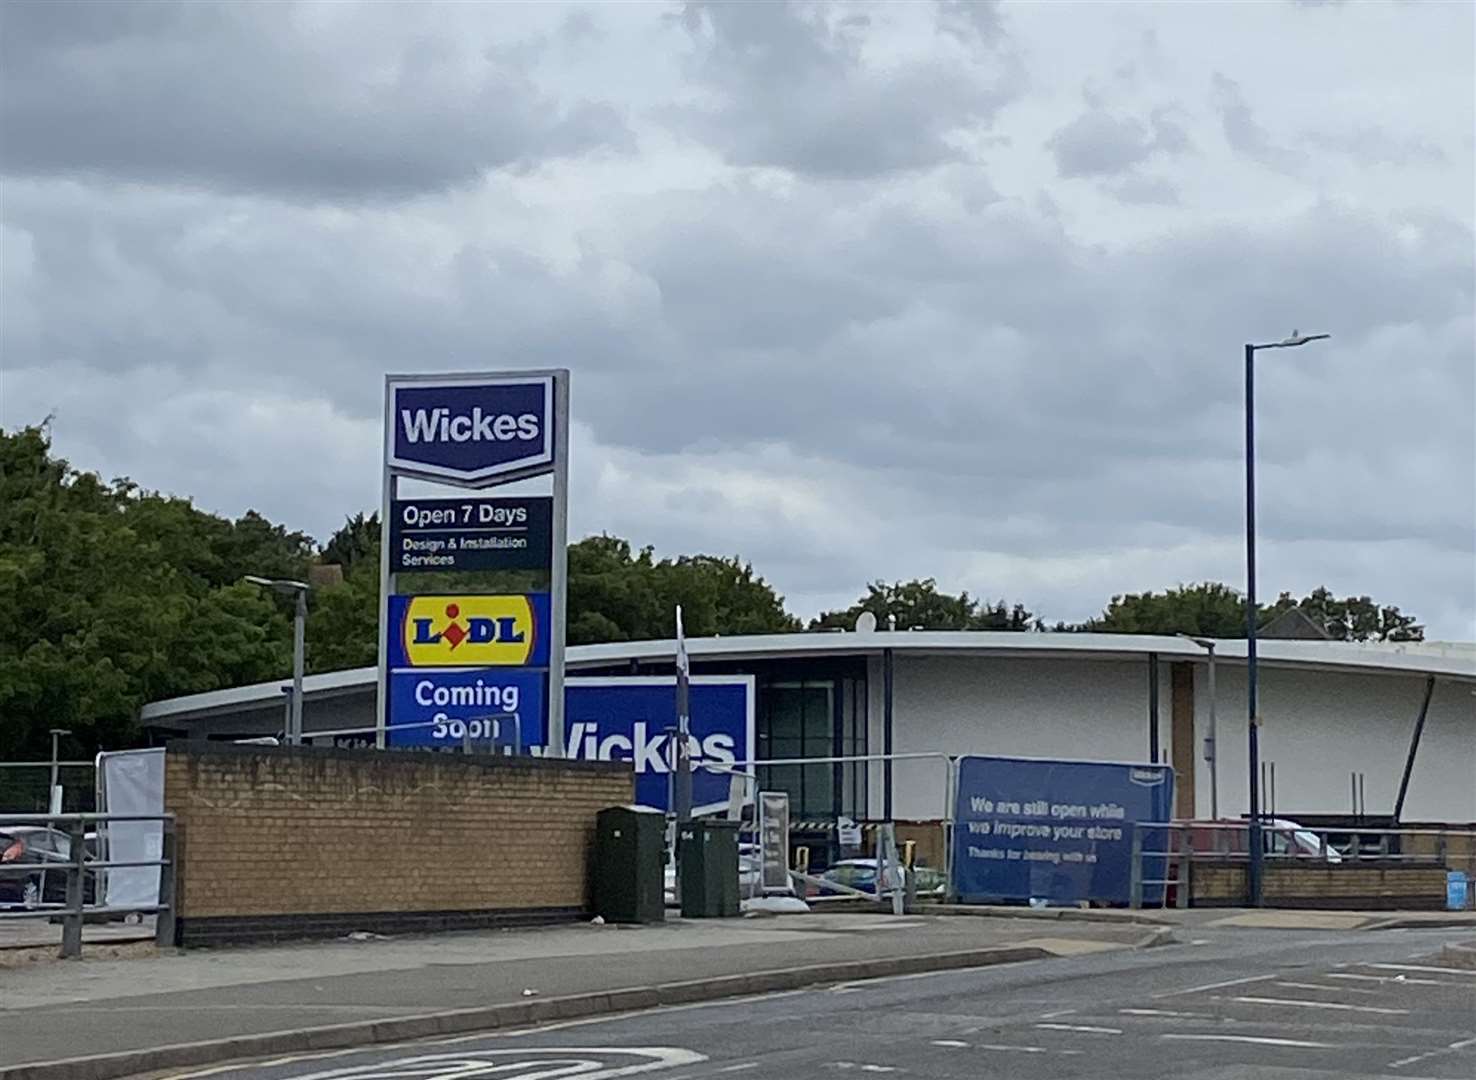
[0,425,293,759]
[811,579,1036,632]
[321,513,380,573]
[1078,582,1248,637]
[1074,582,1425,641]
[1264,587,1423,642]
[566,535,800,644]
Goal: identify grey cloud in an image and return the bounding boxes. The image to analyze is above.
[1302,127,1448,167]
[1047,104,1190,179]
[674,0,1024,177]
[1211,72,1302,172]
[935,0,1004,46]
[1104,175,1179,205]
[4,177,1471,633]
[0,0,633,200]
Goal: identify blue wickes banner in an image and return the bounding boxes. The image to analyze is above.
[387,375,553,484]
[386,675,754,815]
[951,755,1174,906]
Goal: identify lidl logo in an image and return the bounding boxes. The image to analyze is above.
[391,594,548,667]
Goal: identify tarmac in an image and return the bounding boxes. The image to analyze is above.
[0,905,1472,1080]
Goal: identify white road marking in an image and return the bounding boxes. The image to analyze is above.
[715,1066,759,1074]
[1367,963,1476,977]
[1162,1034,1333,1049]
[1119,1008,1212,1019]
[1038,1008,1077,1019]
[976,1044,1082,1055]
[1326,972,1465,988]
[1273,980,1378,995]
[825,1065,897,1073]
[1153,973,1274,998]
[1389,1034,1476,1070]
[930,1040,969,1048]
[282,1048,709,1080]
[1230,995,1409,1015]
[1034,1023,1123,1035]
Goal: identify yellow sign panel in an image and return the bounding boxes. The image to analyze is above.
[399,595,539,667]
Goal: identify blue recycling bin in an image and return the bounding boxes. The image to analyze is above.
[1447,871,1469,911]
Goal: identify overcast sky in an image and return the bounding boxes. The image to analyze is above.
[2,0,1472,637]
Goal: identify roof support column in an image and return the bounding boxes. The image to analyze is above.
[1148,652,1160,764]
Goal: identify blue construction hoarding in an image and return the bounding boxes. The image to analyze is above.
[386,675,754,815]
[951,755,1174,906]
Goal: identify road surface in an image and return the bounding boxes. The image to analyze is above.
[148,928,1476,1079]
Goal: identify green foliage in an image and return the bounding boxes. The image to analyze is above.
[1077,582,1248,637]
[566,535,801,644]
[811,579,1036,632]
[321,512,380,573]
[1073,582,1424,641]
[0,425,297,759]
[1264,586,1424,642]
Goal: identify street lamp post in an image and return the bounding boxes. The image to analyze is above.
[1244,331,1329,907]
[1177,636,1218,821]
[246,576,311,746]
[48,728,72,815]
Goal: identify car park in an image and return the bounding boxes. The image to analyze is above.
[0,826,99,909]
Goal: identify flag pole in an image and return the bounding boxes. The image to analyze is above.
[674,605,694,824]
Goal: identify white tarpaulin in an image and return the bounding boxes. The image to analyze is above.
[96,748,165,909]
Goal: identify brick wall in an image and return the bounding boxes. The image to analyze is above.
[165,743,631,944]
[1190,860,1450,910]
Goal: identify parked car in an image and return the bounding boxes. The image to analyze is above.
[811,858,947,898]
[0,827,99,909]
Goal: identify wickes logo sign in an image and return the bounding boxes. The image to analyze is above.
[386,375,554,484]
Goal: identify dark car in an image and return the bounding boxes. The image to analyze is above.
[0,827,98,909]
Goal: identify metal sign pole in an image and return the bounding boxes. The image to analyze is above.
[376,382,395,750]
[547,372,569,759]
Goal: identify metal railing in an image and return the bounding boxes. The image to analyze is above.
[0,812,177,957]
[1129,820,1476,909]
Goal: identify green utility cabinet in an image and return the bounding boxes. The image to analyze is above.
[592,806,666,924]
[678,819,740,918]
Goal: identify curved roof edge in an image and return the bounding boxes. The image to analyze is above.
[139,630,1476,723]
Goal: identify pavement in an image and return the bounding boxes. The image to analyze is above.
[0,912,1161,1076]
[118,926,1476,1080]
[924,902,1476,931]
[0,916,155,954]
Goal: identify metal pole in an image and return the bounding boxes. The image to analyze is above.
[1245,342,1263,907]
[547,370,570,759]
[1392,675,1437,824]
[61,820,85,959]
[375,378,395,751]
[48,728,70,814]
[291,588,306,745]
[1147,652,1160,763]
[1206,643,1218,820]
[883,647,894,821]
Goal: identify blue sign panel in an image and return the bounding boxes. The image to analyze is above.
[387,593,550,668]
[387,376,553,484]
[385,676,754,815]
[387,669,546,749]
[565,678,753,813]
[951,755,1174,906]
